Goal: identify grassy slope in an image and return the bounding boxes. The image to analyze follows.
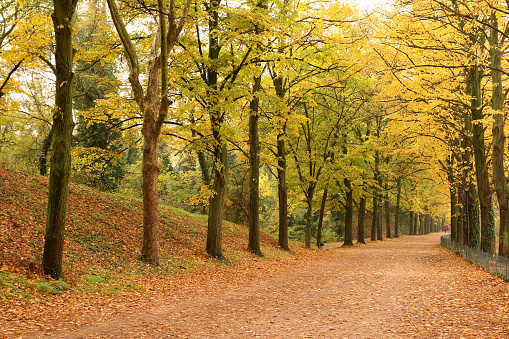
[0,165,318,321]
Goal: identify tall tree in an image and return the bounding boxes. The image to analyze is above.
[42,0,79,279]
[106,0,192,264]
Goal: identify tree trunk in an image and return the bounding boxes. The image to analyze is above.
[450,186,458,242]
[357,197,366,244]
[469,64,494,253]
[409,211,414,235]
[248,74,262,256]
[394,179,401,237]
[490,12,509,257]
[384,183,391,239]
[42,0,78,279]
[141,120,161,265]
[316,185,328,246]
[305,185,315,248]
[371,194,378,241]
[206,142,228,258]
[344,178,353,246]
[205,0,227,258]
[277,133,289,250]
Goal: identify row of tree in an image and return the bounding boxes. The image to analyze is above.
[2,0,500,280]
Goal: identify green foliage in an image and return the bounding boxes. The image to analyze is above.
[321,228,337,243]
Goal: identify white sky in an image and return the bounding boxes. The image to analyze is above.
[353,0,393,12]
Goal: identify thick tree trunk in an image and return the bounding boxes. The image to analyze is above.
[469,65,494,253]
[277,133,289,250]
[206,142,228,258]
[357,197,366,244]
[248,75,262,255]
[490,12,509,257]
[42,0,78,279]
[316,186,328,246]
[344,178,353,246]
[141,121,161,265]
[205,0,228,258]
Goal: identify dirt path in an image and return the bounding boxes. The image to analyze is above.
[21,234,509,338]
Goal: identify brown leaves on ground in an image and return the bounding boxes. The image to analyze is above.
[1,165,509,338]
[0,165,325,337]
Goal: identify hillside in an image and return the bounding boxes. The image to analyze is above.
[0,165,325,336]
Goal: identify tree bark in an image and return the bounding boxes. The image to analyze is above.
[316,185,328,246]
[469,64,494,253]
[248,74,262,255]
[141,120,161,265]
[206,141,228,258]
[277,133,289,250]
[384,183,391,239]
[357,197,366,244]
[305,185,315,248]
[409,211,414,235]
[42,0,79,279]
[490,11,509,257]
[371,194,378,241]
[343,178,354,246]
[394,179,401,237]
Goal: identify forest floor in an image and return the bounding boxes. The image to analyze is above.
[5,233,509,338]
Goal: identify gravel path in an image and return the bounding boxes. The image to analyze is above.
[33,234,509,338]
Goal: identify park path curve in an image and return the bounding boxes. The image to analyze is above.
[37,234,509,338]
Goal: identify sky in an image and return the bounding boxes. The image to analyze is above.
[353,0,393,12]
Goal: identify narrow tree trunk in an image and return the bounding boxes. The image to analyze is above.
[277,133,289,250]
[305,186,316,248]
[385,183,391,239]
[371,194,378,241]
[490,11,509,257]
[394,179,401,237]
[316,185,328,246]
[248,74,262,256]
[450,187,458,242]
[409,211,414,235]
[42,0,78,279]
[344,178,354,246]
[357,197,366,244]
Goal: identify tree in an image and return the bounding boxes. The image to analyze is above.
[42,0,79,279]
[106,0,192,265]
